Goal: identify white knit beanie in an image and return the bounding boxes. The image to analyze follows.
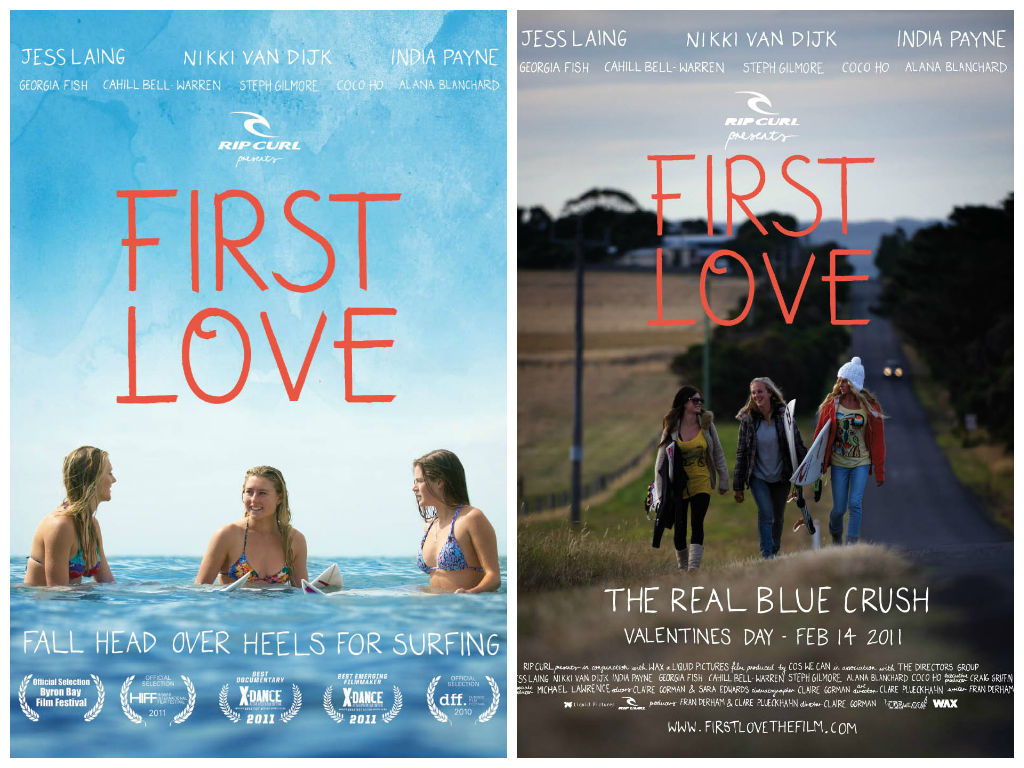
[837,356,865,392]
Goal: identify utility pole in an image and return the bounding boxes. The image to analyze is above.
[570,216,584,525]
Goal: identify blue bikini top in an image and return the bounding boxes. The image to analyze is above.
[417,506,484,574]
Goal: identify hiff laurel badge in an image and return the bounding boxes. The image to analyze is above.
[120,674,196,725]
[426,674,500,724]
[19,673,105,723]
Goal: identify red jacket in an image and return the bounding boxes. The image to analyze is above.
[814,397,886,483]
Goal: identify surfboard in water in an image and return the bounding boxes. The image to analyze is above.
[216,570,251,592]
[302,563,343,595]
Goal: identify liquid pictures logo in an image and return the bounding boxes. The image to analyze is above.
[219,111,302,165]
[723,90,800,150]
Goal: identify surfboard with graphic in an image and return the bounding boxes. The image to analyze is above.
[792,415,832,487]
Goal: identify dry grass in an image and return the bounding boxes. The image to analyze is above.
[517,269,750,498]
[518,269,750,356]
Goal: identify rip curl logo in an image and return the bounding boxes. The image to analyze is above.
[723,90,800,150]
[736,90,777,115]
[218,110,302,165]
[617,695,646,711]
[232,111,276,138]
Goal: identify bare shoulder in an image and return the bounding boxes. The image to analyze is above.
[290,528,308,549]
[39,511,76,541]
[210,521,244,546]
[460,506,493,530]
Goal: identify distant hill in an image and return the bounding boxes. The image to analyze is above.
[800,218,943,253]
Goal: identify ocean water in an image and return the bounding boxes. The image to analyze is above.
[10,556,507,757]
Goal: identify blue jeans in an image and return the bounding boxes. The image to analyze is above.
[749,477,789,559]
[829,464,870,541]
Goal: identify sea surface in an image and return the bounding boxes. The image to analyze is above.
[10,556,507,757]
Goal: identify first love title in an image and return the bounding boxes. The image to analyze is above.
[117,188,400,405]
[647,153,874,327]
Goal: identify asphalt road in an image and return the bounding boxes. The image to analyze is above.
[845,279,1008,551]
[843,277,1012,673]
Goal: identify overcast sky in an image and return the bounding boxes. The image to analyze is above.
[519,10,1013,223]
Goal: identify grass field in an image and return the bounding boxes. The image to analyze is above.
[518,269,750,499]
[519,419,834,591]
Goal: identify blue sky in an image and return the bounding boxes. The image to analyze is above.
[519,10,1013,222]
[11,11,507,558]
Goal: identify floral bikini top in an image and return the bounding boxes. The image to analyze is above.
[417,506,484,574]
[28,543,101,580]
[222,520,291,585]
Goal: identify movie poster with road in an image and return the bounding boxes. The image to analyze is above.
[517,10,1012,757]
[11,10,507,757]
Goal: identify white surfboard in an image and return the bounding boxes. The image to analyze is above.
[302,563,343,595]
[216,570,251,592]
[783,399,799,474]
[791,417,831,486]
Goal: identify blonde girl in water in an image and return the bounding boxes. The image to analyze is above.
[25,446,116,586]
[196,465,308,587]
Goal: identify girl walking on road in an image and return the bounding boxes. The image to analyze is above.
[733,377,806,559]
[814,357,886,545]
[650,386,729,572]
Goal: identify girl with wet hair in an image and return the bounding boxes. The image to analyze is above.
[196,465,308,587]
[414,449,500,593]
[25,446,116,586]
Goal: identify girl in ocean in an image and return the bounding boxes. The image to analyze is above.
[414,449,500,593]
[25,446,117,586]
[813,357,886,545]
[196,465,308,587]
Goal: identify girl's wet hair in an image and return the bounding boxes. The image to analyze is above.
[243,465,296,574]
[61,446,108,571]
[413,449,470,520]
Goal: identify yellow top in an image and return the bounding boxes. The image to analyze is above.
[676,431,711,498]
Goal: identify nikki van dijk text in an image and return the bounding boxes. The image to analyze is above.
[117,188,400,405]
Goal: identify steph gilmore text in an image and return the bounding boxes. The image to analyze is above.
[22,629,501,657]
[669,719,858,735]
